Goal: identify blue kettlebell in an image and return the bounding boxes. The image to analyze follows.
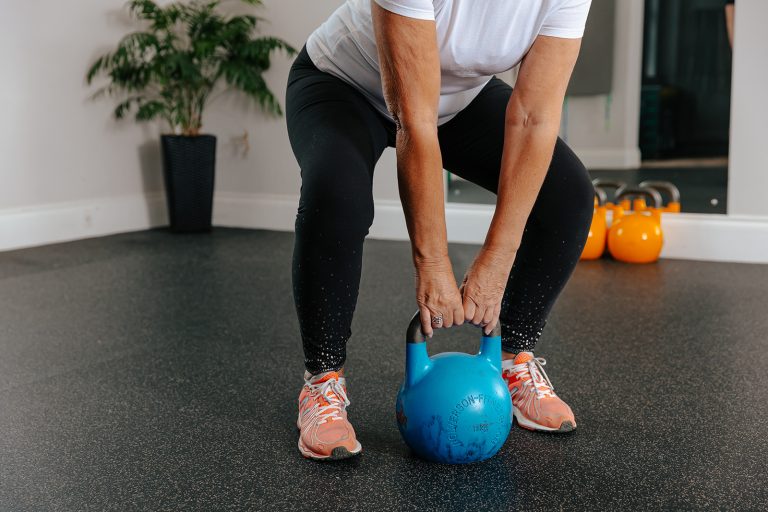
[395,311,512,464]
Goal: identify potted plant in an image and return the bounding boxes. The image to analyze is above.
[87,0,294,232]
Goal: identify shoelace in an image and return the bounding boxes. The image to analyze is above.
[303,377,351,425]
[506,357,556,400]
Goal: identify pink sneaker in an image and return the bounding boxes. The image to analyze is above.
[297,370,362,460]
[502,352,576,433]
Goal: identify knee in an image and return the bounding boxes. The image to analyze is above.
[570,162,596,225]
[552,143,594,224]
[564,165,595,236]
[533,142,594,232]
[295,164,374,239]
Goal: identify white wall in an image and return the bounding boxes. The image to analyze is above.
[727,0,768,217]
[0,0,165,210]
[0,0,639,214]
[564,0,644,169]
[0,0,638,216]
[1,0,767,262]
[0,0,398,250]
[207,0,400,202]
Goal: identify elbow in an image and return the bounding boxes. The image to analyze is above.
[505,112,561,141]
[505,109,558,132]
[504,97,561,133]
[392,110,438,139]
[388,100,437,134]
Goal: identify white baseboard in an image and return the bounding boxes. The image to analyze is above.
[661,213,768,264]
[572,147,642,169]
[214,192,768,264]
[212,193,485,243]
[0,193,167,252]
[3,191,767,264]
[213,192,297,232]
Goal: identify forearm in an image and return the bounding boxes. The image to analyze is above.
[484,109,561,269]
[371,1,446,268]
[477,35,579,271]
[396,121,448,266]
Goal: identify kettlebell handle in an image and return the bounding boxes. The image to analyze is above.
[592,179,626,191]
[593,186,608,207]
[638,181,681,204]
[406,310,502,344]
[592,179,627,202]
[615,187,663,209]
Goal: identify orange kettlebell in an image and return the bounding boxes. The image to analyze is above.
[639,181,681,213]
[580,187,608,260]
[608,187,664,264]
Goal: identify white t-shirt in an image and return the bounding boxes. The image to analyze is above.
[307,0,591,125]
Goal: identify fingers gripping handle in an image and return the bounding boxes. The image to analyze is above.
[406,310,502,344]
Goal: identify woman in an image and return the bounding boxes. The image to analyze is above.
[287,0,594,460]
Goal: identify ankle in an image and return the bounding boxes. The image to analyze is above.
[304,368,345,380]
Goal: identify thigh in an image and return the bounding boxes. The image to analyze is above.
[287,49,394,210]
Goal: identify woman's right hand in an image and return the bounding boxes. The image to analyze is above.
[415,257,465,337]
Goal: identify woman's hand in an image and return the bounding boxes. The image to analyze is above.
[415,257,465,337]
[459,249,514,335]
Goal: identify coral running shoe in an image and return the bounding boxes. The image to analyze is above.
[297,370,362,460]
[502,352,576,433]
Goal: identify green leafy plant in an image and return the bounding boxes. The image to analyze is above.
[87,0,295,135]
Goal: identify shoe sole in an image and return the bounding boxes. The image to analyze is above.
[296,418,362,460]
[298,437,362,461]
[514,409,576,433]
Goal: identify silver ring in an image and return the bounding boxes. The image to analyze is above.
[431,315,443,326]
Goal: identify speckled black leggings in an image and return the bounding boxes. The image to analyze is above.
[286,47,594,374]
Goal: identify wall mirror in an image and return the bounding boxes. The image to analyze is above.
[447,0,733,215]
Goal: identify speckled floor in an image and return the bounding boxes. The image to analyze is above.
[1,229,767,511]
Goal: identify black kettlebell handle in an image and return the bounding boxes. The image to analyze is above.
[406,310,502,344]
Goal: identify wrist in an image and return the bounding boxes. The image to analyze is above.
[478,244,516,272]
[413,251,452,272]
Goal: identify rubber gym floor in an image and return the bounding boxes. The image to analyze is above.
[1,228,766,511]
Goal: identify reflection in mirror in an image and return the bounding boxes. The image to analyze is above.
[447,0,732,215]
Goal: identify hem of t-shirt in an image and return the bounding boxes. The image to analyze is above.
[373,0,435,20]
[538,28,585,39]
[436,78,492,126]
[305,35,324,68]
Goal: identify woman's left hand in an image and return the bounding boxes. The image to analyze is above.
[459,248,514,335]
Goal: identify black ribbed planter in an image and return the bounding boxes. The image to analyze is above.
[161,134,216,233]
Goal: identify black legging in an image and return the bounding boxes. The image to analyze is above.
[286,47,594,374]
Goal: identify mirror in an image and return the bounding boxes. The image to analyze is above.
[447,0,733,214]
